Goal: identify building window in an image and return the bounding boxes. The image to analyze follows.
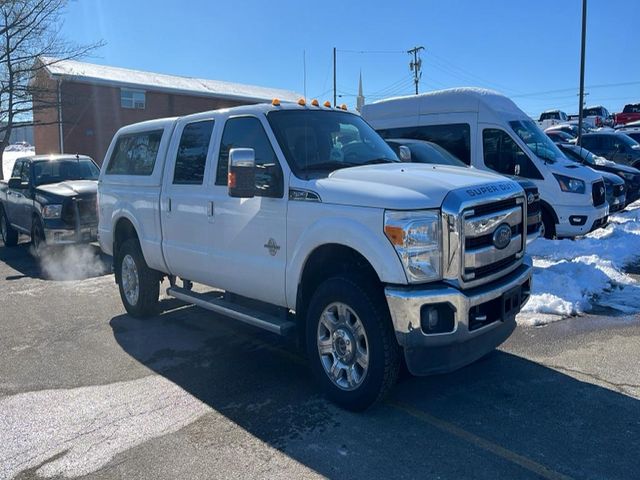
[121,89,146,109]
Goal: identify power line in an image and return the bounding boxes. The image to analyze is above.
[337,49,406,54]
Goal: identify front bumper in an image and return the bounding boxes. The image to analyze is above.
[554,202,609,238]
[43,220,98,245]
[385,260,532,376]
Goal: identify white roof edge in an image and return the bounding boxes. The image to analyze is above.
[40,56,301,103]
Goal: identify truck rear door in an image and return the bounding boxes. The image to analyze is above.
[160,117,217,283]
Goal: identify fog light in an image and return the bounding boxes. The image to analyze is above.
[420,303,455,334]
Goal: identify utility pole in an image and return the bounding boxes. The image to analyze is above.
[333,47,337,106]
[578,0,587,146]
[408,46,425,95]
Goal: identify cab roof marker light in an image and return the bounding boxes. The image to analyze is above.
[340,104,347,110]
[323,101,332,108]
[311,99,319,107]
[298,98,306,106]
[272,98,281,106]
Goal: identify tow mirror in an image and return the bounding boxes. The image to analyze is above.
[8,177,24,189]
[228,148,256,198]
[398,145,412,162]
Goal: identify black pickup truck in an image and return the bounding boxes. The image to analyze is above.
[0,154,99,252]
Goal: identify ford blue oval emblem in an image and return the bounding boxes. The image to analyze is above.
[493,224,512,250]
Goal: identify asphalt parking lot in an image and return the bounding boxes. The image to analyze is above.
[0,242,639,480]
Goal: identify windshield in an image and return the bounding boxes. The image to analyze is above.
[509,120,566,164]
[267,110,399,178]
[584,107,603,117]
[33,159,99,186]
[400,140,467,167]
[540,112,559,121]
[559,145,597,166]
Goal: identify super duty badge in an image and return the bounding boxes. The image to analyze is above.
[465,182,517,198]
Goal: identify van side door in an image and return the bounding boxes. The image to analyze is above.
[160,118,216,283]
[209,115,288,306]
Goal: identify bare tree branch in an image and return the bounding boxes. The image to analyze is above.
[0,0,104,178]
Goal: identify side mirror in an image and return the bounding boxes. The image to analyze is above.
[398,145,412,162]
[8,177,24,189]
[228,148,256,198]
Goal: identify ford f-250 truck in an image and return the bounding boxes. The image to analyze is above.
[0,154,100,253]
[98,100,532,410]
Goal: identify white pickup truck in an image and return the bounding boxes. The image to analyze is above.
[98,101,532,410]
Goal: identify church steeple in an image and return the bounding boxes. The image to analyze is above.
[356,71,365,112]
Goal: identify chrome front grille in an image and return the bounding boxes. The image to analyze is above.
[442,182,527,289]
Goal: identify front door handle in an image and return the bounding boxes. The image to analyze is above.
[167,197,171,212]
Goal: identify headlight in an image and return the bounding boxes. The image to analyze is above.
[42,204,63,219]
[553,174,585,194]
[384,210,441,283]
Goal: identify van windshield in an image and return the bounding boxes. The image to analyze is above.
[267,110,399,178]
[509,120,566,164]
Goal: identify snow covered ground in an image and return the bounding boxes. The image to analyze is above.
[519,201,640,326]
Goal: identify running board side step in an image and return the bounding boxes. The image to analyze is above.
[167,286,295,336]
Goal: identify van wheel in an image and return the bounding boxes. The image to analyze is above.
[541,210,556,239]
[306,275,401,411]
[0,206,18,247]
[117,238,160,318]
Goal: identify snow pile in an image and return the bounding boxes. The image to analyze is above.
[520,203,640,325]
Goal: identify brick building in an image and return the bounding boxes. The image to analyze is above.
[32,58,300,164]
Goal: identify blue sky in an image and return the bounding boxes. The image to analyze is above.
[61,0,640,117]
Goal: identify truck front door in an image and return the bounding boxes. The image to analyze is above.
[209,115,287,306]
[160,118,217,284]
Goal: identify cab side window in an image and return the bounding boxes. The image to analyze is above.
[483,129,543,180]
[19,162,30,183]
[11,160,23,179]
[215,117,283,198]
[173,120,214,185]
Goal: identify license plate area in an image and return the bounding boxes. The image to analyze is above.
[469,284,524,331]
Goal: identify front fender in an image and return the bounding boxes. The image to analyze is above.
[286,215,408,308]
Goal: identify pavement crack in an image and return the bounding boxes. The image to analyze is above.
[546,363,640,394]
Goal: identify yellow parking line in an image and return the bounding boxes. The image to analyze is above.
[388,401,574,480]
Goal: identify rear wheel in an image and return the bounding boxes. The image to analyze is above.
[0,206,18,247]
[116,238,160,318]
[306,275,401,411]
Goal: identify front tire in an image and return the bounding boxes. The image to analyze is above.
[117,238,160,318]
[541,209,556,239]
[306,275,401,411]
[0,206,18,247]
[31,218,46,257]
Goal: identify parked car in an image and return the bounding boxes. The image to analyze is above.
[614,103,640,126]
[385,137,542,243]
[537,110,568,130]
[583,105,614,128]
[0,154,99,253]
[98,102,532,411]
[546,130,576,144]
[617,127,640,145]
[362,88,609,239]
[616,119,640,130]
[545,124,581,138]
[557,143,640,204]
[599,171,626,213]
[580,131,640,168]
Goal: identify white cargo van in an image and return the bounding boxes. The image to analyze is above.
[362,88,609,238]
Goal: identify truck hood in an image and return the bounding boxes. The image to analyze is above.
[309,163,516,209]
[36,180,98,197]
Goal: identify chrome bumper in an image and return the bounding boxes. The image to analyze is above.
[385,259,532,375]
[44,226,98,245]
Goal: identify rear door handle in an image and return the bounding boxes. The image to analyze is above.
[207,201,214,217]
[167,198,171,212]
